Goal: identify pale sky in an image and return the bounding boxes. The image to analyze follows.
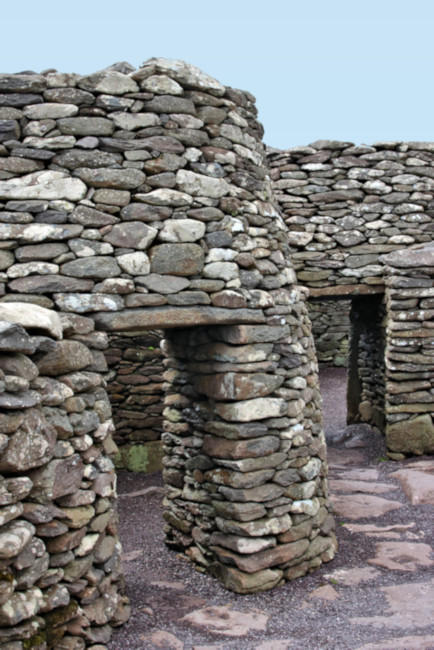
[2,0,434,149]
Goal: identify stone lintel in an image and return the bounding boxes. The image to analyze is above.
[92,306,265,331]
[309,284,385,299]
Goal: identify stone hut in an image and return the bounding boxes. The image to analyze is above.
[268,142,434,456]
[0,59,337,647]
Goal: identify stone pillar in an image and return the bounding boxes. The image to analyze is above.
[161,313,336,593]
[382,244,434,457]
[0,304,129,648]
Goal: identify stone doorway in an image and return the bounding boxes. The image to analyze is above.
[347,294,386,433]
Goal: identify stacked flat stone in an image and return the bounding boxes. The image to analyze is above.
[268,140,434,296]
[307,299,350,366]
[0,58,336,598]
[382,243,434,457]
[0,303,128,649]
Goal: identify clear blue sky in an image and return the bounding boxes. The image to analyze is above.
[2,0,434,149]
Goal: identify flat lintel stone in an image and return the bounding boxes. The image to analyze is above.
[92,306,266,331]
[309,284,385,298]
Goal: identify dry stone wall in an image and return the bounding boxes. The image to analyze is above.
[0,58,337,615]
[308,299,350,366]
[382,243,434,457]
[268,141,434,297]
[0,303,129,649]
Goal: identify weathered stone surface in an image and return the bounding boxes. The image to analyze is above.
[24,103,79,119]
[215,397,287,422]
[212,538,309,572]
[0,302,63,339]
[0,520,35,559]
[0,586,43,625]
[202,435,280,460]
[180,604,269,636]
[149,243,204,276]
[134,58,226,95]
[0,321,36,354]
[209,563,282,594]
[330,494,404,519]
[93,306,265,331]
[0,409,56,472]
[79,71,138,94]
[103,222,157,249]
[390,466,434,505]
[386,415,434,455]
[137,273,190,294]
[36,340,94,376]
[196,372,283,401]
[209,532,276,554]
[0,171,87,201]
[216,514,292,537]
[176,170,229,198]
[137,188,192,206]
[28,455,84,503]
[53,149,122,170]
[139,75,183,95]
[57,117,115,136]
[158,219,205,243]
[61,256,121,279]
[368,541,434,572]
[218,483,286,503]
[74,166,146,190]
[350,579,434,630]
[205,468,274,489]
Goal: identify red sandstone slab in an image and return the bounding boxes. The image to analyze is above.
[144,630,184,649]
[329,479,398,494]
[330,493,403,519]
[327,449,367,468]
[334,468,380,481]
[344,522,416,535]
[324,566,381,586]
[350,579,434,629]
[390,467,434,505]
[180,604,269,637]
[254,642,294,650]
[368,541,433,572]
[355,636,434,649]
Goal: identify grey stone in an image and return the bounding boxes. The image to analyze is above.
[28,455,84,503]
[78,70,139,94]
[0,321,36,354]
[150,243,204,276]
[0,409,56,472]
[36,340,94,376]
[60,256,121,279]
[103,222,157,249]
[9,275,93,294]
[0,171,87,201]
[73,167,146,189]
[0,302,63,338]
[53,149,122,170]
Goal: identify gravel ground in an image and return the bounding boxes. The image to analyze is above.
[108,368,434,650]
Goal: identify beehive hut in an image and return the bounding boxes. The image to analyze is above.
[0,59,336,647]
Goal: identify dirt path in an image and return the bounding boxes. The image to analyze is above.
[108,369,434,650]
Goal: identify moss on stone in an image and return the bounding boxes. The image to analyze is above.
[114,441,164,473]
